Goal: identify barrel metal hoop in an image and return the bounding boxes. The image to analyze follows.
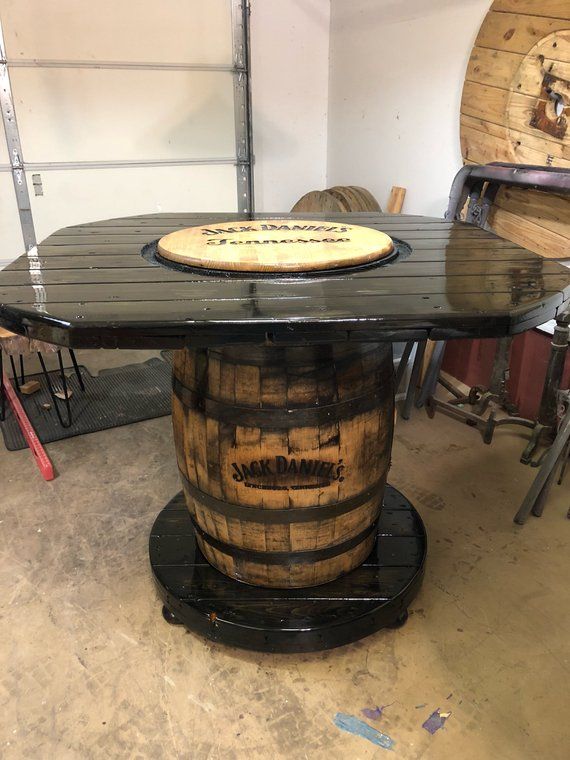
[191,517,378,565]
[179,468,384,524]
[205,343,391,369]
[172,374,393,428]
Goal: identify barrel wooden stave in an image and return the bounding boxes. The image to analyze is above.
[172,342,394,588]
[197,531,377,589]
[181,478,383,552]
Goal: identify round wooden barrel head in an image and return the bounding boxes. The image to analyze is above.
[157,219,394,273]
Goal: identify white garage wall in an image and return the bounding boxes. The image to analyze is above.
[327,0,490,217]
[26,165,237,243]
[2,0,333,262]
[10,68,235,164]
[250,0,331,212]
[1,0,233,64]
[2,0,495,269]
[0,0,237,264]
[0,121,8,165]
[0,174,25,266]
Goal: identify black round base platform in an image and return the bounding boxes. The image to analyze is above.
[149,485,427,653]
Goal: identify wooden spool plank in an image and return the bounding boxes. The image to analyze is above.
[325,187,353,211]
[291,190,345,213]
[328,185,366,211]
[491,1,570,19]
[461,1,570,259]
[291,186,382,213]
[348,186,382,211]
[476,12,570,55]
[488,203,570,257]
[494,185,570,235]
[158,219,394,272]
[460,114,570,165]
[386,187,407,214]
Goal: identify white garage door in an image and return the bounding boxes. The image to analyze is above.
[0,0,252,265]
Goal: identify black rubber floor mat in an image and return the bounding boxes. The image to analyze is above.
[0,357,171,451]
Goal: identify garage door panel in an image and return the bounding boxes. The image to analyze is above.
[0,174,25,267]
[27,165,237,243]
[11,69,236,163]
[1,0,232,65]
[0,132,9,166]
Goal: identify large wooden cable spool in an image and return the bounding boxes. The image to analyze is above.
[172,343,394,588]
[460,0,570,259]
[291,185,382,213]
[158,219,394,272]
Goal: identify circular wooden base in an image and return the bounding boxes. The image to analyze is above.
[149,485,426,652]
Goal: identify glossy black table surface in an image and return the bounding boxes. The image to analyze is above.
[1,212,569,347]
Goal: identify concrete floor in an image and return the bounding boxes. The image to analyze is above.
[1,350,568,760]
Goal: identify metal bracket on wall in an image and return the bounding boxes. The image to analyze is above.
[231,0,254,216]
[0,19,36,250]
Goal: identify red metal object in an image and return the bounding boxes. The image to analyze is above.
[2,371,55,481]
[442,330,570,420]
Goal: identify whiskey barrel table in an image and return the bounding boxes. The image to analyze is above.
[1,212,569,652]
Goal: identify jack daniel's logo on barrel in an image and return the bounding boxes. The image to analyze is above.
[231,455,345,491]
[202,224,350,246]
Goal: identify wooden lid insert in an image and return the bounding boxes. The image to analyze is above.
[157,219,394,273]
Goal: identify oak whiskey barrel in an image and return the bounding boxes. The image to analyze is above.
[172,342,394,588]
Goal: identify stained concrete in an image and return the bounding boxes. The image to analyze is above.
[1,349,569,759]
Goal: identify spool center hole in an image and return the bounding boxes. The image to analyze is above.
[546,89,566,119]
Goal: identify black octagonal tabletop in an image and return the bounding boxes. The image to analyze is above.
[0,212,569,348]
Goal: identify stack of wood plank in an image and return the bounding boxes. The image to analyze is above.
[291,186,381,213]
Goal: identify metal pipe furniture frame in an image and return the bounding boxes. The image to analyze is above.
[402,164,569,423]
[445,163,570,230]
[418,164,570,523]
[1,211,568,652]
[0,343,85,428]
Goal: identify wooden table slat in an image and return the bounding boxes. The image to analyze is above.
[1,212,568,347]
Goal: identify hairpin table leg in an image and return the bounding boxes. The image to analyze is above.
[9,355,21,392]
[68,349,85,391]
[37,351,73,428]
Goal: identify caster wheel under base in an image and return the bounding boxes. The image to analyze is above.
[386,610,409,629]
[162,605,183,625]
[150,484,427,653]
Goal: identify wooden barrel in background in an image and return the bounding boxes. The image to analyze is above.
[172,342,394,588]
